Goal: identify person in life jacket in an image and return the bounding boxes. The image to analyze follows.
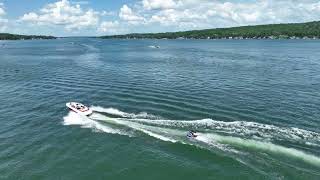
[187,130,197,138]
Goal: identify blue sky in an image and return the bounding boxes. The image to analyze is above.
[0,0,320,36]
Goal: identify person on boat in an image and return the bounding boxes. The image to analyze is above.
[187,130,197,138]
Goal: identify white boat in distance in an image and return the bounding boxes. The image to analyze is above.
[66,102,93,116]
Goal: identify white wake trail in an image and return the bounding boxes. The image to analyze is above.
[91,106,160,119]
[112,117,320,144]
[91,113,177,143]
[64,107,320,167]
[63,112,132,137]
[202,133,320,167]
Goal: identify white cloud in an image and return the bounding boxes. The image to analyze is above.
[119,4,145,24]
[100,10,115,16]
[0,6,5,16]
[138,0,320,31]
[71,1,90,5]
[20,12,38,22]
[142,0,178,10]
[98,21,120,34]
[150,8,206,26]
[5,0,320,36]
[0,3,8,32]
[20,0,99,30]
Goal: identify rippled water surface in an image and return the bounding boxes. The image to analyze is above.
[0,38,319,179]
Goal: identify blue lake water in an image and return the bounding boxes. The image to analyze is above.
[0,38,319,179]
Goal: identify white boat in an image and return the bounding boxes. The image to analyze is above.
[148,45,160,49]
[66,102,93,116]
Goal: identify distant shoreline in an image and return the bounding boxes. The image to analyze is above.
[101,21,320,40]
[99,37,320,40]
[1,21,320,40]
[0,33,56,40]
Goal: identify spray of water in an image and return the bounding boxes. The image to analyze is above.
[63,106,320,167]
[63,111,132,137]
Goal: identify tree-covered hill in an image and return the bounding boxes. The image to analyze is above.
[0,33,56,40]
[101,21,320,39]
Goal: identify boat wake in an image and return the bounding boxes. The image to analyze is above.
[62,106,320,169]
[63,111,133,137]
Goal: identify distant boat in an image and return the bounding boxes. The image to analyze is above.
[148,45,160,49]
[66,102,93,116]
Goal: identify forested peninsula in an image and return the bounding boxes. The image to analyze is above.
[101,21,320,40]
[0,33,56,40]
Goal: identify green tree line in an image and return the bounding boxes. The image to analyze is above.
[101,21,320,39]
[0,33,56,40]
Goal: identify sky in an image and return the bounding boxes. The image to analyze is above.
[0,0,320,36]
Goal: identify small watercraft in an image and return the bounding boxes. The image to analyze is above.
[148,45,160,49]
[66,102,93,116]
[187,130,198,139]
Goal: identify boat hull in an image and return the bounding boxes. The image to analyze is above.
[66,102,93,116]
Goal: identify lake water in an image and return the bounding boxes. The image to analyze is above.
[0,38,319,179]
